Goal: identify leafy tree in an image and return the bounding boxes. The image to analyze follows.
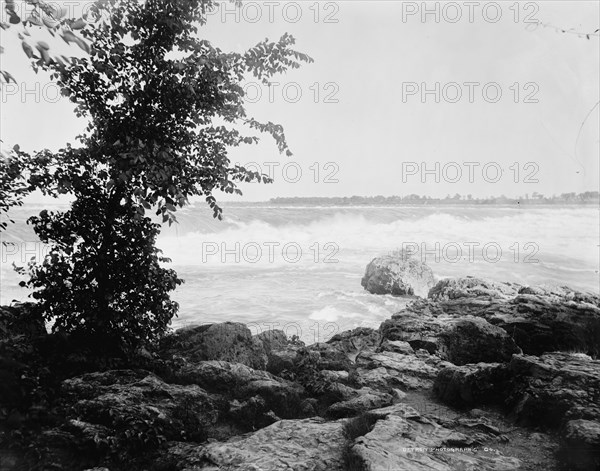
[6,0,312,352]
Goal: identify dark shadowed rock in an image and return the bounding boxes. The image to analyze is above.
[438,316,522,365]
[560,419,600,471]
[433,363,511,408]
[326,327,380,359]
[264,347,298,376]
[254,328,289,353]
[62,370,227,442]
[434,352,600,470]
[0,303,46,340]
[303,343,353,371]
[254,329,303,376]
[162,322,268,370]
[174,360,306,421]
[507,352,600,427]
[379,312,446,354]
[361,252,435,297]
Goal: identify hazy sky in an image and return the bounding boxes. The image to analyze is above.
[1,1,599,201]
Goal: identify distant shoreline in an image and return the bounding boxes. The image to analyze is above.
[221,200,600,208]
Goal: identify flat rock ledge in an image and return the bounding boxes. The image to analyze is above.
[1,276,598,471]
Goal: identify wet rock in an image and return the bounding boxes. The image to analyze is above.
[161,322,268,370]
[434,363,511,408]
[164,418,347,470]
[361,252,435,297]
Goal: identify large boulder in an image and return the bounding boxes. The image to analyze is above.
[380,313,520,365]
[361,252,435,297]
[161,322,268,370]
[164,418,347,470]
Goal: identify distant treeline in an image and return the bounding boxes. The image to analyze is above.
[268,192,600,205]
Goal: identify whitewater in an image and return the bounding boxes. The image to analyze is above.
[1,204,598,343]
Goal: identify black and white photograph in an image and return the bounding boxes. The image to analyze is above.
[0,1,599,469]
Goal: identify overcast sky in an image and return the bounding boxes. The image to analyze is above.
[1,1,599,201]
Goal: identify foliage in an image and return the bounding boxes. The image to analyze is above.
[1,0,91,83]
[0,146,30,230]
[4,0,312,352]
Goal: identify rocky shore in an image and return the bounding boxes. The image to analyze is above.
[1,270,599,470]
